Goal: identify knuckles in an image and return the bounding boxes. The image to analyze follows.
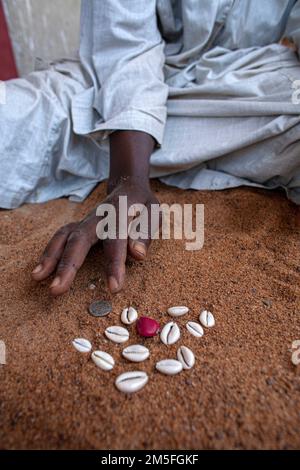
[54,223,77,238]
[67,229,88,244]
[67,224,96,246]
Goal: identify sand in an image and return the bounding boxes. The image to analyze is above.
[0,181,300,450]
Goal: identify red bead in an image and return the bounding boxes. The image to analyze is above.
[136,316,160,338]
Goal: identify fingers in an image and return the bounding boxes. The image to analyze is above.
[128,237,151,260]
[103,238,127,293]
[32,194,160,297]
[128,201,160,260]
[32,223,77,281]
[50,224,97,296]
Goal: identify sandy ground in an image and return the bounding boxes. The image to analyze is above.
[0,180,300,450]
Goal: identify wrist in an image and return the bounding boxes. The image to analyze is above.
[107,175,151,195]
[108,130,154,194]
[109,130,154,179]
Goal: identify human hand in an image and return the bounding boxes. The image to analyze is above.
[32,176,159,296]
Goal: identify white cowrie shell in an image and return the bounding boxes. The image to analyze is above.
[199,310,215,328]
[177,346,195,370]
[121,307,138,325]
[160,322,180,345]
[72,338,92,353]
[167,306,189,317]
[186,321,204,338]
[92,350,115,371]
[291,340,300,366]
[115,371,148,393]
[122,344,149,362]
[105,326,129,343]
[156,359,183,375]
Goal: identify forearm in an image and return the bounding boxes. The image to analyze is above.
[108,130,155,193]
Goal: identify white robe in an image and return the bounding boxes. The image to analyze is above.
[1,0,300,208]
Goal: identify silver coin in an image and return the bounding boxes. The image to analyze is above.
[88,300,112,317]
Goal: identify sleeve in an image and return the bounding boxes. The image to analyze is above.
[79,0,168,146]
[284,1,300,56]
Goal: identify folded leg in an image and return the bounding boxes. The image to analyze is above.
[151,46,300,204]
[0,61,108,209]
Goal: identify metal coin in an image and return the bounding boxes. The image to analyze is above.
[88,300,112,317]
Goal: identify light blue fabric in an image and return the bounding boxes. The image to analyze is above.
[0,0,300,208]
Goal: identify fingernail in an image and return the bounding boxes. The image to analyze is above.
[108,276,119,292]
[133,242,146,257]
[50,277,60,288]
[32,264,43,274]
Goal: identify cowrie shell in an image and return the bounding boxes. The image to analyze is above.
[177,346,195,370]
[160,322,180,345]
[92,350,115,371]
[291,340,300,366]
[156,359,183,375]
[122,344,149,362]
[186,321,204,338]
[105,326,129,343]
[121,307,138,325]
[72,338,92,353]
[199,310,215,328]
[167,306,189,317]
[115,371,148,393]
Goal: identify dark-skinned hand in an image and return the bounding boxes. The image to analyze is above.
[32,176,159,296]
